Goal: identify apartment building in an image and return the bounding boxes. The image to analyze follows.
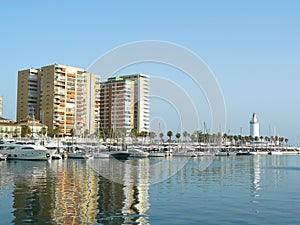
[120,74,150,133]
[17,68,40,122]
[100,77,135,135]
[17,64,100,137]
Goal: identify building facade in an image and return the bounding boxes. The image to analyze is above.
[17,68,40,122]
[120,74,150,133]
[0,117,21,138]
[100,77,135,135]
[17,64,100,137]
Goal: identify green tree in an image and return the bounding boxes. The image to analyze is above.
[190,134,196,143]
[149,132,156,144]
[41,127,47,136]
[175,133,181,143]
[159,132,164,143]
[131,128,138,140]
[183,131,189,143]
[260,136,264,142]
[285,138,289,146]
[140,131,148,138]
[21,125,31,138]
[51,127,60,138]
[264,136,269,144]
[233,135,238,145]
[167,131,173,143]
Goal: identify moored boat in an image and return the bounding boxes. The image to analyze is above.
[92,151,110,158]
[215,150,230,156]
[128,148,149,158]
[236,151,251,156]
[0,153,7,160]
[172,150,197,157]
[110,151,131,159]
[0,140,56,161]
[149,151,165,157]
[67,151,93,159]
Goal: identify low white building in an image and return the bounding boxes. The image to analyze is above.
[0,117,21,138]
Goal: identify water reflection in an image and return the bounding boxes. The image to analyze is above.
[0,156,298,225]
[0,159,151,224]
[94,158,150,224]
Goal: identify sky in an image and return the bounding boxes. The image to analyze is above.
[0,1,299,144]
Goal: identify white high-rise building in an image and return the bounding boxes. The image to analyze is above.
[250,113,260,137]
[120,74,150,133]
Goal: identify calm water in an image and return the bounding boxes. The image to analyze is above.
[0,155,300,225]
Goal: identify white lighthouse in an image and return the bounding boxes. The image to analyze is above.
[250,113,260,137]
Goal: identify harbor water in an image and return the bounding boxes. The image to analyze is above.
[0,155,300,224]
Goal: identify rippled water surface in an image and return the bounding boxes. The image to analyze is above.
[0,155,300,224]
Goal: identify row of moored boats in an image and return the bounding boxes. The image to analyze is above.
[0,139,299,161]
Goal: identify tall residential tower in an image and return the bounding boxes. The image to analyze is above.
[120,74,150,133]
[100,77,135,135]
[17,64,100,137]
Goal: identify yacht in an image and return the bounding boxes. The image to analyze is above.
[215,149,230,156]
[0,153,7,160]
[92,151,110,158]
[0,140,56,161]
[172,150,197,157]
[128,148,150,158]
[67,151,93,159]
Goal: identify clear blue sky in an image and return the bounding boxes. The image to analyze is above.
[0,1,299,144]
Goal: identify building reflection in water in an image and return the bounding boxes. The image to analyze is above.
[251,155,261,199]
[51,160,99,224]
[1,158,150,225]
[95,158,150,224]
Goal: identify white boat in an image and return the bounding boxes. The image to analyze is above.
[0,153,7,160]
[51,153,62,160]
[215,150,230,156]
[67,151,93,159]
[109,151,131,159]
[92,151,110,158]
[149,151,165,157]
[0,140,56,161]
[268,151,283,155]
[128,148,149,158]
[172,150,197,157]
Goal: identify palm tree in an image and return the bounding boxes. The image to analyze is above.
[167,131,173,152]
[190,134,196,143]
[52,127,60,138]
[279,137,284,146]
[264,136,269,145]
[149,131,156,145]
[21,125,31,138]
[159,132,164,144]
[176,132,181,143]
[274,136,279,146]
[183,131,189,143]
[233,135,238,145]
[285,138,288,146]
[167,131,173,143]
[70,128,75,137]
[223,133,228,145]
[84,129,89,138]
